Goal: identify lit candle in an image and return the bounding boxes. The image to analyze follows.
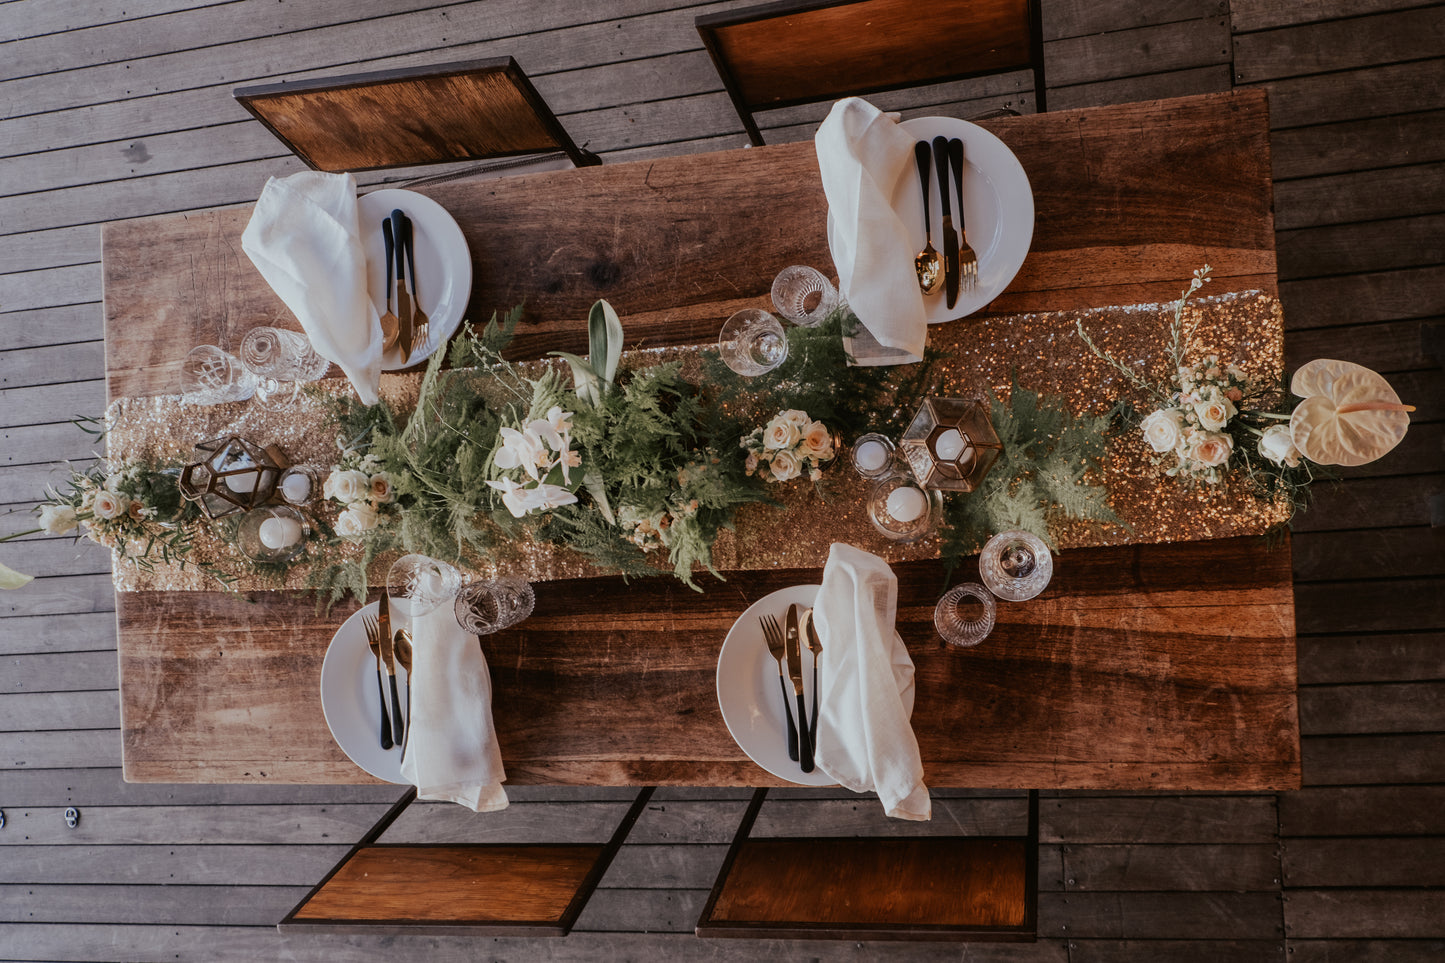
[885,485,926,522]
[933,429,966,462]
[258,515,302,550]
[280,472,311,503]
[854,439,889,472]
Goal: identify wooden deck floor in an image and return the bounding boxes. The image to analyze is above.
[2,0,1442,959]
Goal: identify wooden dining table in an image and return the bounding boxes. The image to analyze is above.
[101,89,1300,791]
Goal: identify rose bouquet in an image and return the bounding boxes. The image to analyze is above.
[740,409,837,483]
[323,436,399,540]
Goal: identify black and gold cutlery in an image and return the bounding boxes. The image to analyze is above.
[362,612,393,750]
[760,614,800,763]
[912,141,942,297]
[400,214,429,354]
[378,593,404,745]
[394,627,413,758]
[932,135,960,309]
[379,219,400,353]
[785,603,814,773]
[390,209,413,359]
[804,607,822,745]
[949,137,977,291]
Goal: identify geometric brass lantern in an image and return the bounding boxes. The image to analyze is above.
[177,436,289,520]
[899,397,1004,493]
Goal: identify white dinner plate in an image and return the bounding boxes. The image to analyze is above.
[319,601,411,783]
[829,115,1033,323]
[716,585,840,786]
[358,188,473,371]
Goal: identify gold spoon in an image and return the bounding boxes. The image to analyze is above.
[379,219,400,351]
[394,627,413,755]
[913,141,942,297]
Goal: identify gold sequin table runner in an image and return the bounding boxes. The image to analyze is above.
[105,290,1288,592]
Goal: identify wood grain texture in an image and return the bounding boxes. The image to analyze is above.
[290,845,603,923]
[102,90,1277,400]
[117,537,1298,787]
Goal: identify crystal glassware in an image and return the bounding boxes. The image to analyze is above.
[718,309,788,376]
[240,326,330,409]
[770,265,839,327]
[386,554,463,618]
[979,530,1054,601]
[865,471,941,543]
[934,582,996,647]
[454,576,536,635]
[850,432,897,478]
[277,466,322,506]
[179,345,258,405]
[235,505,310,563]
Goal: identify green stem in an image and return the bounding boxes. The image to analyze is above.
[0,527,44,543]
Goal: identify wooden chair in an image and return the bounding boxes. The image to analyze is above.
[233,57,599,175]
[697,0,1047,146]
[278,786,652,936]
[696,789,1039,941]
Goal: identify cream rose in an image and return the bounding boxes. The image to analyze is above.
[769,449,801,482]
[744,451,759,475]
[764,416,801,451]
[799,421,833,461]
[334,503,379,539]
[368,472,395,504]
[1194,394,1237,431]
[38,504,78,535]
[1189,430,1234,468]
[329,469,370,505]
[1258,424,1302,468]
[1141,408,1186,454]
[91,490,125,520]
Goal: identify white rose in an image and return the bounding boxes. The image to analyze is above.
[91,490,125,520]
[769,449,801,482]
[781,409,810,429]
[1193,393,1237,431]
[330,469,370,505]
[1188,430,1233,469]
[368,472,395,504]
[1141,408,1186,454]
[39,504,78,535]
[799,421,834,461]
[105,472,127,491]
[334,503,379,539]
[764,416,801,451]
[744,451,759,475]
[1258,424,1302,468]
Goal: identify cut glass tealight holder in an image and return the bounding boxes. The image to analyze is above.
[900,397,1003,492]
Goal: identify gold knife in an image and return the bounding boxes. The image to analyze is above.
[785,603,814,772]
[378,593,403,745]
[390,209,413,360]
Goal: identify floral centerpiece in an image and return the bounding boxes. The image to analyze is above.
[322,438,398,540]
[741,409,837,483]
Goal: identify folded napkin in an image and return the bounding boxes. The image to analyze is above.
[814,543,931,820]
[398,604,508,812]
[815,98,928,364]
[240,171,383,405]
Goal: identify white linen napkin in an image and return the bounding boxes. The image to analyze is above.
[240,171,384,405]
[814,543,931,820]
[815,98,928,364]
[398,604,508,812]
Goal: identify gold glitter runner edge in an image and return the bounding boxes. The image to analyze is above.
[105,290,1288,593]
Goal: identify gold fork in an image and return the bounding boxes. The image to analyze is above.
[760,615,800,763]
[362,614,394,750]
[948,138,978,291]
[401,214,429,356]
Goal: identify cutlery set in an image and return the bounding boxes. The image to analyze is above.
[760,603,823,773]
[363,594,413,753]
[379,209,429,360]
[914,136,976,306]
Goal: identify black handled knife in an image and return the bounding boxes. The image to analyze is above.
[932,136,959,309]
[786,603,814,773]
[378,592,403,746]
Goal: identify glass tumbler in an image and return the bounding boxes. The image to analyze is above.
[240,326,330,408]
[771,265,839,327]
[718,309,788,376]
[454,576,536,635]
[979,530,1055,601]
[386,554,463,618]
[934,582,997,647]
[179,345,258,405]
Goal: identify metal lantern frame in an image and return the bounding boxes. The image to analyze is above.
[899,397,1004,493]
[177,435,289,520]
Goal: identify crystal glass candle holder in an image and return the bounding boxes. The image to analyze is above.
[850,433,897,478]
[455,576,536,635]
[387,554,463,618]
[979,530,1054,601]
[771,265,838,327]
[179,345,258,405]
[866,472,942,543]
[935,582,997,647]
[236,505,310,563]
[718,309,788,376]
[900,397,1004,492]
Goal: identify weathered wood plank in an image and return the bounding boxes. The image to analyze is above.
[0,843,351,886]
[0,0,242,43]
[0,573,115,618]
[3,649,118,693]
[0,226,100,274]
[1283,837,1445,887]
[1046,18,1233,88]
[1296,631,1445,685]
[0,612,116,656]
[1280,785,1445,835]
[0,263,100,316]
[1277,214,1445,281]
[0,305,103,351]
[1257,59,1445,129]
[1271,109,1445,181]
[1048,64,1231,112]
[1061,843,1281,891]
[0,883,303,925]
[1039,891,1284,939]
[0,535,113,579]
[1233,7,1445,83]
[0,689,119,731]
[1281,266,1445,328]
[1069,941,1286,963]
[0,381,109,429]
[1273,161,1445,230]
[1043,796,1280,843]
[2,728,121,769]
[1294,578,1445,635]
[1285,320,1434,374]
[1298,681,1445,735]
[0,766,406,806]
[1285,890,1445,938]
[1294,528,1445,582]
[1230,0,1433,33]
[0,804,390,844]
[1287,939,1445,963]
[1045,0,1229,40]
[1301,733,1445,785]
[1291,474,1443,532]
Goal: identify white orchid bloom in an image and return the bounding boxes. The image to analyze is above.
[495,426,548,480]
[486,477,532,518]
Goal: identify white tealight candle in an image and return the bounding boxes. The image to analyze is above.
[885,485,927,522]
[280,472,311,503]
[933,428,966,462]
[854,439,889,472]
[258,515,302,550]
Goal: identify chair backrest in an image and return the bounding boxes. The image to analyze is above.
[234,57,597,173]
[697,0,1046,145]
[696,788,1039,941]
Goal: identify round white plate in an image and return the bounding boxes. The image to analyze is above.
[358,188,473,371]
[319,601,411,783]
[716,585,837,786]
[828,115,1033,323]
